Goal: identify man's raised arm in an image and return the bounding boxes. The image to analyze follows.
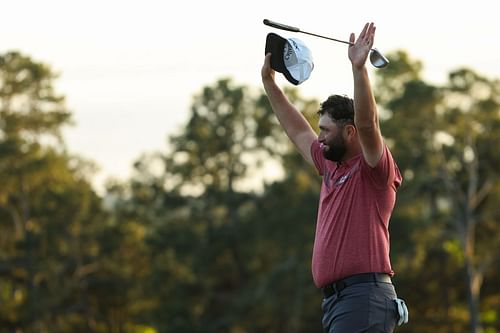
[261,53,317,166]
[348,22,384,167]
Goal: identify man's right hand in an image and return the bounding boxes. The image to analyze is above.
[261,53,275,84]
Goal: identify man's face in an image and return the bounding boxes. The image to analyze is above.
[318,114,347,162]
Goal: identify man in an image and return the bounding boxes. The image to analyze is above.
[261,22,407,332]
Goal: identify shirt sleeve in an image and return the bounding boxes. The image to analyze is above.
[362,144,403,190]
[310,140,325,176]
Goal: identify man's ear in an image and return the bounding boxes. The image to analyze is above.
[344,124,357,141]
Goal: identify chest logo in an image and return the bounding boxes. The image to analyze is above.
[336,174,350,185]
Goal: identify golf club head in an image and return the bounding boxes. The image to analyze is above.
[370,48,389,68]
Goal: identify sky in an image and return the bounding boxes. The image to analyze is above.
[1,0,499,193]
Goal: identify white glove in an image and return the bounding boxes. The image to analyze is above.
[394,298,409,326]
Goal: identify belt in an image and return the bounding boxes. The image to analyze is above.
[322,272,392,298]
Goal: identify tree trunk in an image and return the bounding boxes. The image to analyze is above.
[464,257,483,333]
[462,136,484,333]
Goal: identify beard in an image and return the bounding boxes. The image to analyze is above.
[322,133,347,162]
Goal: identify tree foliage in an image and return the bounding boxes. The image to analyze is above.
[1,50,499,333]
[376,52,500,333]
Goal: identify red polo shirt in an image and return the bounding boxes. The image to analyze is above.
[310,140,402,288]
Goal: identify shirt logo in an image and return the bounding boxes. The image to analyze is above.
[324,163,361,189]
[336,174,350,185]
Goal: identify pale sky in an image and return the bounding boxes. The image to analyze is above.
[1,0,499,192]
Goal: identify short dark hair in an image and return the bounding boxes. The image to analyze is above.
[317,94,354,125]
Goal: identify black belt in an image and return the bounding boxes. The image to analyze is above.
[322,273,391,298]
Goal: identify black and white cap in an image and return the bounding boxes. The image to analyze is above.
[265,33,314,85]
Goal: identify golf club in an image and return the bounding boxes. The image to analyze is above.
[263,19,389,68]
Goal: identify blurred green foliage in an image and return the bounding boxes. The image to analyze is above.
[0,50,499,332]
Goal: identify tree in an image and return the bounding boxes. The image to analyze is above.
[111,78,325,332]
[375,51,500,333]
[0,51,110,332]
[438,68,500,333]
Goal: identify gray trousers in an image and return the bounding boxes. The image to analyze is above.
[321,282,399,333]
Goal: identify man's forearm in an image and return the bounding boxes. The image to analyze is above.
[352,65,384,167]
[262,79,316,165]
[352,66,378,130]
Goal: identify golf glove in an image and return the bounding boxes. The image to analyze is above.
[394,298,409,326]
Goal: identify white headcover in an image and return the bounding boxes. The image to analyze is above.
[265,33,314,85]
[283,38,314,85]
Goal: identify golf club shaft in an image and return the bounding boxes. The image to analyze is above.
[263,19,373,51]
[300,31,353,47]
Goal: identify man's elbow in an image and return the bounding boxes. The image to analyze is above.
[355,121,379,135]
